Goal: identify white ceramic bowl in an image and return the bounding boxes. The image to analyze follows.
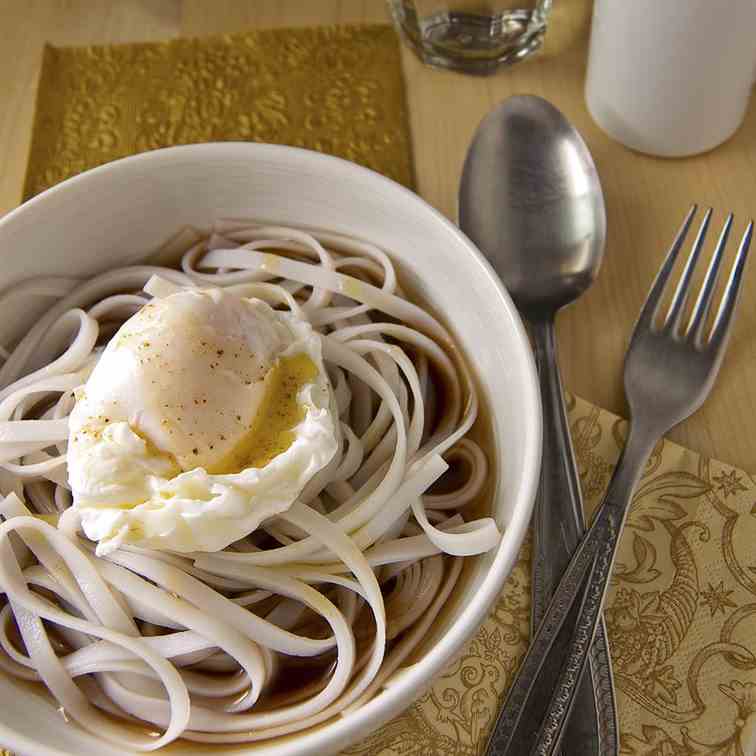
[0,143,540,756]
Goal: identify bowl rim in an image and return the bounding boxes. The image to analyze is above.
[0,142,541,756]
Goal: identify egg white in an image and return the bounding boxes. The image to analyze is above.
[67,288,339,555]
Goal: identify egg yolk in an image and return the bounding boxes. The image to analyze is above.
[206,353,319,475]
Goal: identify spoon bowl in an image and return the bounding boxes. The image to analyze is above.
[460,95,606,315]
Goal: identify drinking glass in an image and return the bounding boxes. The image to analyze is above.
[388,0,552,75]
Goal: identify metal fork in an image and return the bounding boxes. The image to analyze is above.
[486,206,753,756]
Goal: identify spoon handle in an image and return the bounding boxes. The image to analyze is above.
[486,422,654,756]
[529,320,582,624]
[527,320,619,756]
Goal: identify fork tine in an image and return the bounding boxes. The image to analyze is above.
[709,220,753,349]
[686,213,733,345]
[635,205,698,330]
[665,208,712,334]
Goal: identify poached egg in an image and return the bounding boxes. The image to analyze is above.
[68,288,338,555]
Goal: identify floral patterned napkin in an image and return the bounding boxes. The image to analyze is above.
[347,392,756,755]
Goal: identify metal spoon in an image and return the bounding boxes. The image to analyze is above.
[459,95,618,756]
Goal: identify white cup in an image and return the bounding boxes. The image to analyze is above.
[585,0,756,157]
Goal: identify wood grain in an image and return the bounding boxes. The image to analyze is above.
[1,0,755,471]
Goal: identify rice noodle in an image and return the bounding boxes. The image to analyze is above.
[0,221,500,749]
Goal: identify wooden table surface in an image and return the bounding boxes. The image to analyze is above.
[2,0,756,472]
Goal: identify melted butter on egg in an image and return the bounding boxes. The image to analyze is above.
[207,353,318,474]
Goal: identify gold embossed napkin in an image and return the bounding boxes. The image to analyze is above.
[20,26,756,756]
[24,24,413,199]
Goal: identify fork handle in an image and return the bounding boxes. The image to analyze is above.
[485,422,655,756]
[529,318,618,756]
